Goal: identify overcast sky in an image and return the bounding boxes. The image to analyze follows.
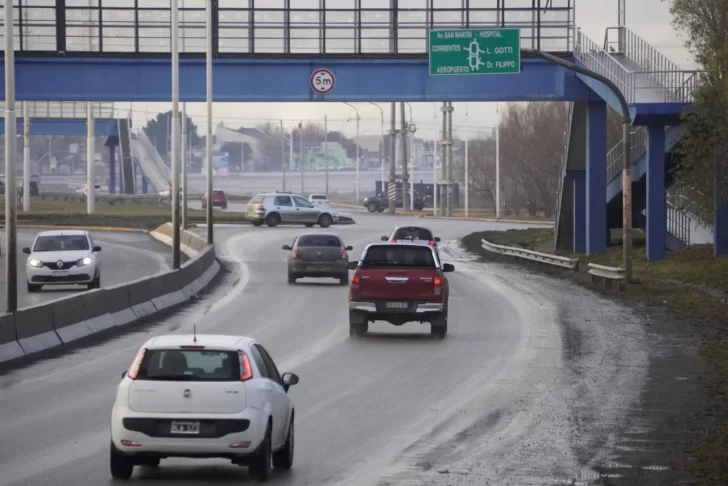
[122,0,692,141]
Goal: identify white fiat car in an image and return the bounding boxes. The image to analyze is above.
[110,335,299,481]
[22,229,102,292]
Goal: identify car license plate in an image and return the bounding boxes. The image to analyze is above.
[386,301,408,309]
[52,271,69,277]
[170,421,200,434]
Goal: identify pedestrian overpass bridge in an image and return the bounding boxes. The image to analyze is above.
[1,0,723,258]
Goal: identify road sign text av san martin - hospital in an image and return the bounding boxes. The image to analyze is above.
[429,28,521,75]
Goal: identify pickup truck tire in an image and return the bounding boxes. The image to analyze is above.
[266,212,281,227]
[349,311,368,336]
[338,274,349,285]
[376,207,385,213]
[288,272,296,284]
[430,314,447,338]
[367,202,378,213]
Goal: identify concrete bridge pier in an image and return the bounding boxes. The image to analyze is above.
[586,101,607,255]
[646,125,667,261]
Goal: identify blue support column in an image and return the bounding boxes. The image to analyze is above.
[119,157,124,194]
[646,125,666,261]
[108,145,116,194]
[586,101,607,254]
[568,170,586,253]
[142,175,148,194]
[715,161,728,257]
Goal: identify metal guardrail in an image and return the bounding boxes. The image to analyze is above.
[481,238,579,271]
[587,263,626,285]
[666,200,692,246]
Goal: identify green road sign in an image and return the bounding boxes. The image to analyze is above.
[428,28,521,75]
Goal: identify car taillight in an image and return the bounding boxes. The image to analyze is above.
[294,248,301,259]
[339,248,345,259]
[256,204,265,211]
[433,276,442,296]
[127,348,146,380]
[351,272,361,292]
[391,239,397,243]
[238,351,253,382]
[429,240,436,246]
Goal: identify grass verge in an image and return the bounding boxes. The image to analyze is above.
[1,197,249,230]
[462,227,728,483]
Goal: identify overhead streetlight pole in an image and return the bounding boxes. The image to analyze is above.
[23,103,30,213]
[407,102,414,211]
[182,102,188,228]
[171,0,181,269]
[433,104,438,216]
[324,115,329,196]
[496,102,501,219]
[343,102,360,203]
[205,0,213,244]
[87,103,95,214]
[299,122,304,194]
[389,102,397,213]
[369,102,385,195]
[5,0,18,312]
[280,120,286,191]
[465,103,469,218]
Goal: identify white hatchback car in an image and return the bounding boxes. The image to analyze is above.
[22,230,102,292]
[110,335,299,481]
[309,193,329,207]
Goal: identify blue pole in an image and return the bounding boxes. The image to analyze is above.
[142,175,148,194]
[108,145,116,194]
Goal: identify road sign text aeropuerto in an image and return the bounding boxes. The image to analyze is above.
[429,28,521,75]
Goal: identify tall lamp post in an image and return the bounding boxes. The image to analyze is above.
[205,0,214,243]
[369,102,385,195]
[343,103,361,202]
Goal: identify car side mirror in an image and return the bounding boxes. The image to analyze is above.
[345,245,353,251]
[347,261,359,270]
[121,371,127,379]
[442,263,455,273]
[380,236,388,241]
[434,237,441,242]
[93,246,102,252]
[281,372,299,392]
[282,245,291,251]
[22,247,30,254]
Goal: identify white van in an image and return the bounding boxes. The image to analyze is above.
[309,193,329,207]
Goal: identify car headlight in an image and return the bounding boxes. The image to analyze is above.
[77,257,92,266]
[28,258,43,268]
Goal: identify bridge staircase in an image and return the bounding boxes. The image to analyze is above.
[556,26,701,251]
[117,117,136,194]
[129,128,171,194]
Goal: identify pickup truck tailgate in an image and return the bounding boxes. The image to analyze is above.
[359,268,436,301]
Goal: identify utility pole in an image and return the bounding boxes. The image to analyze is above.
[280,120,286,191]
[355,113,360,203]
[400,102,409,213]
[205,0,213,244]
[407,103,414,211]
[446,101,454,217]
[369,102,385,194]
[171,0,181,269]
[433,104,438,216]
[87,103,96,215]
[299,122,304,194]
[324,115,329,196]
[439,102,448,217]
[465,103,469,218]
[389,102,397,213]
[496,102,501,219]
[182,102,188,228]
[4,0,18,312]
[23,103,30,213]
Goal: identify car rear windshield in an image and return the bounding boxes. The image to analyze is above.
[33,235,89,252]
[297,234,341,247]
[248,194,264,204]
[361,246,436,267]
[392,227,434,241]
[310,194,327,200]
[136,349,241,382]
[213,190,225,196]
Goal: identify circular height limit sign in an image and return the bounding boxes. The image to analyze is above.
[310,68,336,95]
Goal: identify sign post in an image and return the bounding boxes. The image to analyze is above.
[428,29,521,76]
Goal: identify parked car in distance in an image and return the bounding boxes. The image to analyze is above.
[283,233,352,285]
[110,334,299,481]
[363,191,424,213]
[246,192,339,228]
[347,243,454,338]
[202,189,228,210]
[22,229,102,292]
[308,193,329,207]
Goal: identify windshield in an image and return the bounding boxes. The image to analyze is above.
[311,194,327,200]
[249,194,264,204]
[361,246,436,267]
[33,235,89,252]
[297,234,342,247]
[136,349,240,382]
[213,190,225,196]
[392,227,434,241]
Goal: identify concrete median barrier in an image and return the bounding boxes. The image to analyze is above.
[0,313,24,363]
[14,304,62,355]
[0,222,220,366]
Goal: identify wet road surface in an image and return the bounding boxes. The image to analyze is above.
[0,212,649,485]
[0,229,176,308]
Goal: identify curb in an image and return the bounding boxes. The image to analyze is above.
[421,216,553,224]
[16,224,148,232]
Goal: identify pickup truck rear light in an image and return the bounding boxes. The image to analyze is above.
[433,276,442,296]
[127,348,146,380]
[294,248,301,259]
[256,204,265,211]
[429,240,436,246]
[351,273,361,293]
[390,239,397,243]
[339,248,345,259]
[238,351,253,382]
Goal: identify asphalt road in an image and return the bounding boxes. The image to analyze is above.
[0,211,650,485]
[0,229,177,309]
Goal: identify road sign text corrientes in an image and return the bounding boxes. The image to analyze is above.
[429,28,521,75]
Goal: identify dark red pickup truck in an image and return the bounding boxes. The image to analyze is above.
[347,243,454,338]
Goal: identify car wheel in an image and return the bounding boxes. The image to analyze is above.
[27,283,42,293]
[250,422,273,481]
[430,313,447,339]
[338,274,349,286]
[288,272,296,284]
[109,442,134,480]
[377,207,385,213]
[367,202,377,213]
[273,414,294,470]
[349,311,368,337]
[318,214,333,228]
[266,213,281,227]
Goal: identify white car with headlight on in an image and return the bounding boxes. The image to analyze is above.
[110,334,299,481]
[22,229,102,292]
